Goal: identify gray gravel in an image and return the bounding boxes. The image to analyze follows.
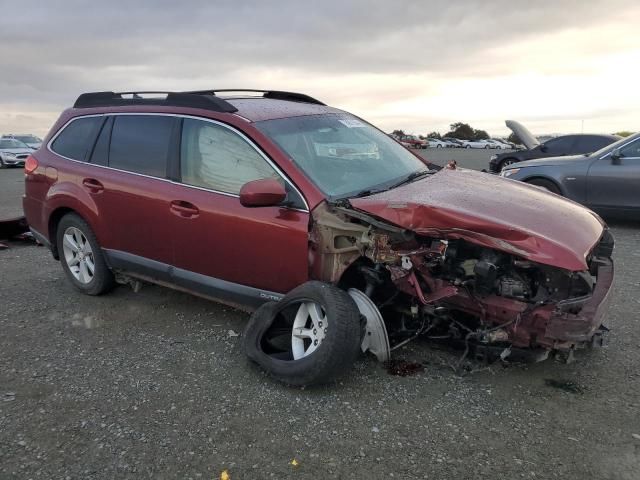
[1,167,640,479]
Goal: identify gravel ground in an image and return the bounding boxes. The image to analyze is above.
[1,167,640,479]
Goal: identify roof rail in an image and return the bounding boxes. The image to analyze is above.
[73,91,239,113]
[184,89,326,106]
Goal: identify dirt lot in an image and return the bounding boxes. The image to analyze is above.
[1,167,639,479]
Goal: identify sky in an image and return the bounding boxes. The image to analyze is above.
[1,0,639,138]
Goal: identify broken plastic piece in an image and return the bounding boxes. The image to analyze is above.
[348,288,390,362]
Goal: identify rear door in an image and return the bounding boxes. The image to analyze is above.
[586,137,640,211]
[168,117,309,303]
[83,114,180,280]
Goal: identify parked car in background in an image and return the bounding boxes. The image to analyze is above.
[488,139,511,149]
[426,138,448,148]
[442,137,464,148]
[489,120,620,172]
[501,132,639,216]
[0,138,33,167]
[397,134,427,149]
[23,89,614,386]
[2,134,42,149]
[462,139,492,149]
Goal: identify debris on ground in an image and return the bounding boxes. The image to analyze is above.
[544,378,584,394]
[0,216,29,239]
[385,359,425,377]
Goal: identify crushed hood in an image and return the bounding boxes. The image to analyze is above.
[506,120,540,149]
[350,169,604,271]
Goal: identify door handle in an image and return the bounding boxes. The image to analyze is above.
[82,178,104,193]
[170,200,200,218]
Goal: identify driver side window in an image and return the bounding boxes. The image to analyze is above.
[620,139,640,159]
[180,119,279,195]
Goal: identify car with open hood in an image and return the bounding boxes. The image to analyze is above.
[501,132,640,217]
[23,90,615,386]
[489,120,620,172]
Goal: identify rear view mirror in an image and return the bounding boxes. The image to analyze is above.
[610,148,622,164]
[239,178,286,207]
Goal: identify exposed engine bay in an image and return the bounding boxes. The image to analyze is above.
[309,202,614,364]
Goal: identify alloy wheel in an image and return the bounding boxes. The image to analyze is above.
[62,226,95,284]
[291,301,328,359]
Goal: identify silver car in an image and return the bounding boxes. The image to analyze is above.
[0,138,33,167]
[500,132,640,217]
[1,134,42,149]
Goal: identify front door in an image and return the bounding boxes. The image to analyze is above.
[169,117,309,304]
[587,136,640,212]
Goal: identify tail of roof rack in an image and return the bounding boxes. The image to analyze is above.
[73,89,325,112]
[73,91,239,113]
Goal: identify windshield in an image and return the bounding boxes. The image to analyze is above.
[591,132,640,157]
[0,139,28,149]
[15,135,41,144]
[255,114,429,198]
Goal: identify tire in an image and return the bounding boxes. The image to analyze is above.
[498,158,518,171]
[485,145,491,149]
[243,281,362,386]
[466,145,471,149]
[0,157,5,169]
[56,213,115,295]
[436,144,442,148]
[526,178,562,195]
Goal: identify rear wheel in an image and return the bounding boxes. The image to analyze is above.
[56,213,115,295]
[526,178,562,195]
[243,281,362,386]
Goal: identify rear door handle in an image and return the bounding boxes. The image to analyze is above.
[170,200,200,218]
[82,178,104,193]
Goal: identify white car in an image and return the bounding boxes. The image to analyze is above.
[487,139,511,149]
[426,138,448,148]
[462,139,493,149]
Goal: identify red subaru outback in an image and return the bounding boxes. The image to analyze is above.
[23,90,614,385]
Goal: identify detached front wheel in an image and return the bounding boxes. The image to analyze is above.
[243,281,362,386]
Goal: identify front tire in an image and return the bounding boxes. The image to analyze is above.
[56,213,115,295]
[498,158,518,171]
[243,281,362,386]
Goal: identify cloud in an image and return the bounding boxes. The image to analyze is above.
[1,0,639,136]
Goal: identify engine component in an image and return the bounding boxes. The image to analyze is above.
[498,276,529,300]
[474,260,497,295]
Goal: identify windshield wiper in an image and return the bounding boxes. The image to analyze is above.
[349,170,433,199]
[387,169,433,190]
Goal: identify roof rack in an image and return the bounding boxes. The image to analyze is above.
[184,89,326,106]
[73,91,239,113]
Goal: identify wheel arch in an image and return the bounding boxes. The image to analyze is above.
[521,175,565,195]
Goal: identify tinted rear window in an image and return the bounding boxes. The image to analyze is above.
[51,116,103,161]
[575,136,614,153]
[109,115,174,177]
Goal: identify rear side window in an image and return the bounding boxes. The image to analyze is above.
[51,116,103,161]
[544,136,575,153]
[575,136,613,153]
[109,115,174,177]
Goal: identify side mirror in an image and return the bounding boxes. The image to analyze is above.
[239,178,286,207]
[610,148,622,164]
[539,144,548,153]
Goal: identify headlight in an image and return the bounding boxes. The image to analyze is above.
[500,168,520,177]
[490,154,497,161]
[3,152,17,158]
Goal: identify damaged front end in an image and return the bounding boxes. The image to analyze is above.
[309,201,614,364]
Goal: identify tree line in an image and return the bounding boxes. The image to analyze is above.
[392,122,492,141]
